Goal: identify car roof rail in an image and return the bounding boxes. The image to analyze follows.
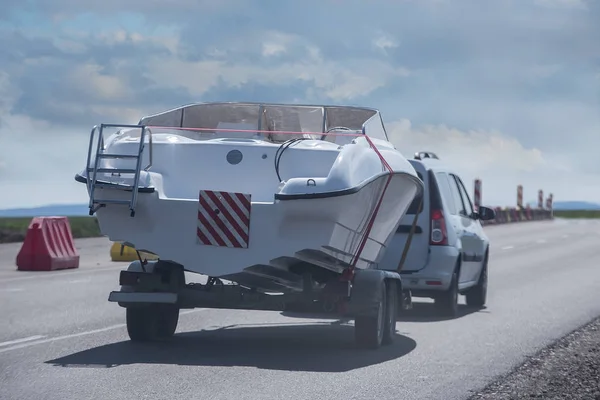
[414,151,439,160]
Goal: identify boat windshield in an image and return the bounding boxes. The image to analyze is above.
[137,102,379,143]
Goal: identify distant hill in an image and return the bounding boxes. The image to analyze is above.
[0,204,89,218]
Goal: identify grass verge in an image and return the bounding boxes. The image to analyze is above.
[0,216,102,244]
[552,209,600,219]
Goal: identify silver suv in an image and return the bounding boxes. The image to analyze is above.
[378,151,496,317]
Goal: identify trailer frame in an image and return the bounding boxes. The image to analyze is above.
[108,257,412,349]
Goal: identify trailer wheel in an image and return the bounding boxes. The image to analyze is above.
[355,281,386,349]
[126,304,179,342]
[382,280,398,345]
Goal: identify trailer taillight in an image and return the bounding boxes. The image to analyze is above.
[430,209,448,245]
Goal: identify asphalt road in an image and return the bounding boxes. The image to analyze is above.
[1,219,600,400]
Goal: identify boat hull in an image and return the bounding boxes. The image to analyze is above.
[92,170,420,291]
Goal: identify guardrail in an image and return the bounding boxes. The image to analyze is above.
[472,180,554,226]
[481,207,553,226]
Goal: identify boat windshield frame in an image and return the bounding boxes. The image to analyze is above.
[135,102,390,143]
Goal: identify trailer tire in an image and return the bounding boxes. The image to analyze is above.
[382,280,398,345]
[355,281,386,349]
[126,304,179,342]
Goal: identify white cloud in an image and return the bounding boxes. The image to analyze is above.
[533,0,588,9]
[386,119,600,206]
[388,119,547,174]
[261,31,297,57]
[0,114,89,207]
[373,32,399,54]
[71,64,130,101]
[144,35,410,101]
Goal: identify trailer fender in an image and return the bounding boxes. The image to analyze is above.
[115,260,185,307]
[120,260,185,289]
[119,260,159,293]
[125,259,159,274]
[347,269,401,317]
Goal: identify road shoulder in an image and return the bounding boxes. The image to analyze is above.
[469,316,600,399]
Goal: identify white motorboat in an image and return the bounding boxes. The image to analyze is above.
[76,102,423,293]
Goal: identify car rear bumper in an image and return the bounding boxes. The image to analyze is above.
[399,246,460,292]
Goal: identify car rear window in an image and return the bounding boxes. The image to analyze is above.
[435,172,458,215]
[406,171,425,214]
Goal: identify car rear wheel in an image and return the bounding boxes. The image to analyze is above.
[434,270,458,318]
[466,255,488,308]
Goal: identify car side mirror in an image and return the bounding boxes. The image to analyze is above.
[475,206,496,221]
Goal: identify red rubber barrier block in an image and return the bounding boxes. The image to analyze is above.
[16,217,80,271]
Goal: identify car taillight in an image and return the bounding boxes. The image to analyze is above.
[430,209,448,245]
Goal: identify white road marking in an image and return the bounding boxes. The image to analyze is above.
[0,308,207,354]
[67,279,92,284]
[0,288,24,292]
[0,264,127,284]
[536,239,547,244]
[0,335,46,348]
[501,246,514,250]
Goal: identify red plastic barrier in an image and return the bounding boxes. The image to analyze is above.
[16,217,80,271]
[511,208,519,222]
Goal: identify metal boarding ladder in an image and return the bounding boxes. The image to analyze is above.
[86,124,152,217]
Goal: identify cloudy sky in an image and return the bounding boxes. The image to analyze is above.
[0,0,598,209]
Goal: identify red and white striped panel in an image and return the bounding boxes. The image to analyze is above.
[197,190,251,248]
